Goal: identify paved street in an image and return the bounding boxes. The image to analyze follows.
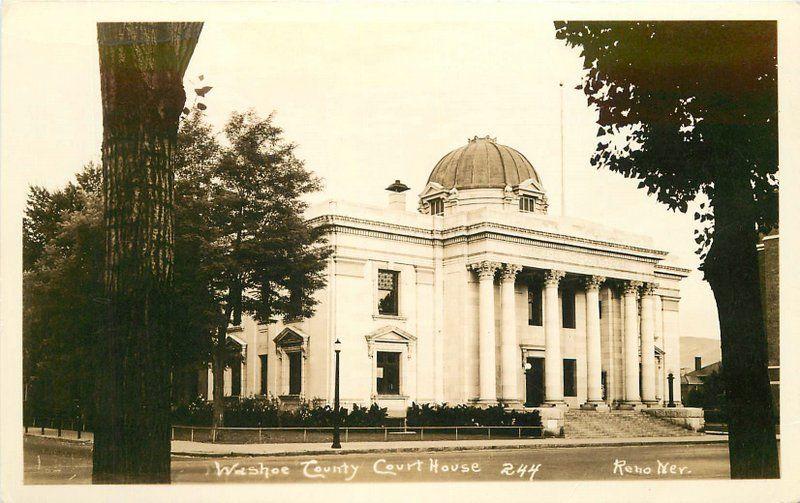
[24,436,730,483]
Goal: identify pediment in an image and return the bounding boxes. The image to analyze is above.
[274,325,310,347]
[516,178,544,194]
[365,325,417,344]
[227,332,247,347]
[418,181,447,201]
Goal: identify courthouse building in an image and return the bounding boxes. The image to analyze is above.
[203,136,690,416]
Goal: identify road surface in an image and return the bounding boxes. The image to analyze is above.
[24,436,731,484]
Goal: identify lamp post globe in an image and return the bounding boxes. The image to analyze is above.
[332,339,342,449]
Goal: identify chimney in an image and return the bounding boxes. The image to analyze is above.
[386,179,410,211]
[694,356,702,371]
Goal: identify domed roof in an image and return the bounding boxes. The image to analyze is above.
[427,136,542,190]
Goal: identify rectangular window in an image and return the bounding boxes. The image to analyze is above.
[259,354,268,395]
[519,195,536,212]
[378,269,399,316]
[563,358,577,397]
[376,351,401,395]
[528,284,543,326]
[430,198,444,216]
[561,287,576,329]
[288,352,302,395]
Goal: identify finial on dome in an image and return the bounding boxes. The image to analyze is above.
[468,135,497,143]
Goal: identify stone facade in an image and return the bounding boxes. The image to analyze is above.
[202,137,690,418]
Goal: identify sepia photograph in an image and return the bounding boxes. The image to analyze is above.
[1,2,798,501]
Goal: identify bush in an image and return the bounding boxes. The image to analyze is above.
[224,396,281,427]
[406,402,541,427]
[171,396,388,428]
[172,396,213,426]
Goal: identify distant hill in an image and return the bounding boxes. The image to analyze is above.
[680,337,722,373]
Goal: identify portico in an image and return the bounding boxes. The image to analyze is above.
[466,259,673,410]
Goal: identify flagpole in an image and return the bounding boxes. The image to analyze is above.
[559,81,566,217]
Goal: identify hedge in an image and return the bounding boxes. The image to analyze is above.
[171,396,388,427]
[406,402,541,427]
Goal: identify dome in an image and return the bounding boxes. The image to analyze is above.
[427,136,542,191]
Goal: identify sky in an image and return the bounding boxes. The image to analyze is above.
[2,3,721,340]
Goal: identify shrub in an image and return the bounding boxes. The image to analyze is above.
[172,396,213,426]
[406,402,541,427]
[346,403,388,426]
[171,396,389,427]
[224,396,281,427]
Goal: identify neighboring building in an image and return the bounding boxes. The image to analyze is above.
[679,337,721,375]
[198,136,690,416]
[680,357,721,398]
[758,228,780,418]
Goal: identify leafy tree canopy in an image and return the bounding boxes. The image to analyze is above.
[554,21,778,261]
[24,109,330,422]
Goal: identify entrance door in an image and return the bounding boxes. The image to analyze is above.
[525,357,545,407]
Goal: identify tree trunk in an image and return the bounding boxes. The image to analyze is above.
[704,161,779,479]
[211,324,227,429]
[94,22,202,484]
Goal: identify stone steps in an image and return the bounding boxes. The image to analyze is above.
[563,410,700,439]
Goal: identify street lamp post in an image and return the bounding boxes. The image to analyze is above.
[523,362,532,407]
[332,339,342,449]
[667,372,676,408]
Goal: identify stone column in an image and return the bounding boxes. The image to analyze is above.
[472,261,501,405]
[654,294,665,404]
[640,283,658,405]
[582,275,607,410]
[500,264,522,406]
[622,281,642,406]
[543,269,566,405]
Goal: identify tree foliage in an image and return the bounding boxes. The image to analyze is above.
[23,166,103,425]
[555,21,777,261]
[554,20,779,479]
[23,109,331,430]
[189,109,331,427]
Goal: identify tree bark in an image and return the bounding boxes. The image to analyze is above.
[704,161,779,479]
[211,323,228,429]
[94,22,202,484]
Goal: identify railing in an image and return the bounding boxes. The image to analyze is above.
[24,418,543,444]
[24,417,88,439]
[170,425,543,444]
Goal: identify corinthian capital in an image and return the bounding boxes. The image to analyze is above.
[469,261,501,280]
[641,282,657,296]
[543,269,565,287]
[583,275,606,291]
[500,264,523,281]
[622,280,643,295]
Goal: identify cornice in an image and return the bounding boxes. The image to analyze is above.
[309,213,670,264]
[654,264,692,277]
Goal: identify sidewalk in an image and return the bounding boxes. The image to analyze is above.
[25,429,728,458]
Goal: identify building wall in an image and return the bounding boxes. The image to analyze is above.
[209,199,687,413]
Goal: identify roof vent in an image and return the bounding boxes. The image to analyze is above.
[386,180,410,193]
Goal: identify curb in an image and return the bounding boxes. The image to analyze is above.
[25,433,728,458]
[24,434,93,447]
[172,437,729,458]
